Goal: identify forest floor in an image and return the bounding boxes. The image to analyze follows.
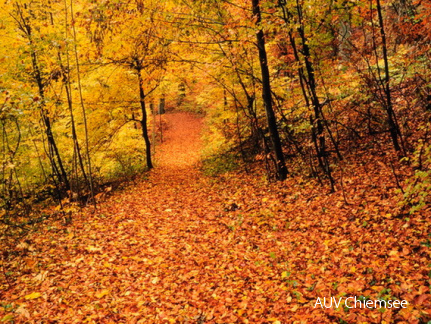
[1,112,430,323]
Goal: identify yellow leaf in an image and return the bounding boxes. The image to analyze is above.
[281,271,290,279]
[24,292,41,300]
[95,289,109,298]
[262,197,269,202]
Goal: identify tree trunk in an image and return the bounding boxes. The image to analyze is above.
[137,68,153,169]
[32,50,70,192]
[252,0,288,180]
[13,2,70,192]
[71,0,96,206]
[280,1,335,190]
[376,0,404,153]
[295,1,327,174]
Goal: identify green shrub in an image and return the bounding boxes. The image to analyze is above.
[399,138,431,214]
[201,152,239,177]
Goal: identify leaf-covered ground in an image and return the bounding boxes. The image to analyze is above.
[1,112,430,323]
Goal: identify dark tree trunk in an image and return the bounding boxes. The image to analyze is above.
[137,68,153,169]
[31,43,70,192]
[13,2,70,192]
[376,0,404,153]
[252,0,288,181]
[279,1,335,190]
[295,1,327,174]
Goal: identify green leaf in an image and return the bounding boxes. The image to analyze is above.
[1,314,14,322]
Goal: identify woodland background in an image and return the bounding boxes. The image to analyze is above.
[0,0,431,323]
[1,0,431,215]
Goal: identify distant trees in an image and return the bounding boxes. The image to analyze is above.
[0,0,430,217]
[86,0,171,170]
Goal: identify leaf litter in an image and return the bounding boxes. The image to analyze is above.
[1,112,430,323]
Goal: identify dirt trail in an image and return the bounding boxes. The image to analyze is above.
[154,112,203,169]
[3,112,291,323]
[3,112,429,323]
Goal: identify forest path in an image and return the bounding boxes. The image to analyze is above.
[4,111,295,322]
[154,111,204,169]
[57,111,293,322]
[3,112,429,323]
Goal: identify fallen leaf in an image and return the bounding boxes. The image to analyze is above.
[24,292,41,300]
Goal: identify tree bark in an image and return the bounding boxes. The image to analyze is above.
[376,0,403,153]
[252,0,288,180]
[137,67,153,169]
[30,41,70,192]
[13,2,70,192]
